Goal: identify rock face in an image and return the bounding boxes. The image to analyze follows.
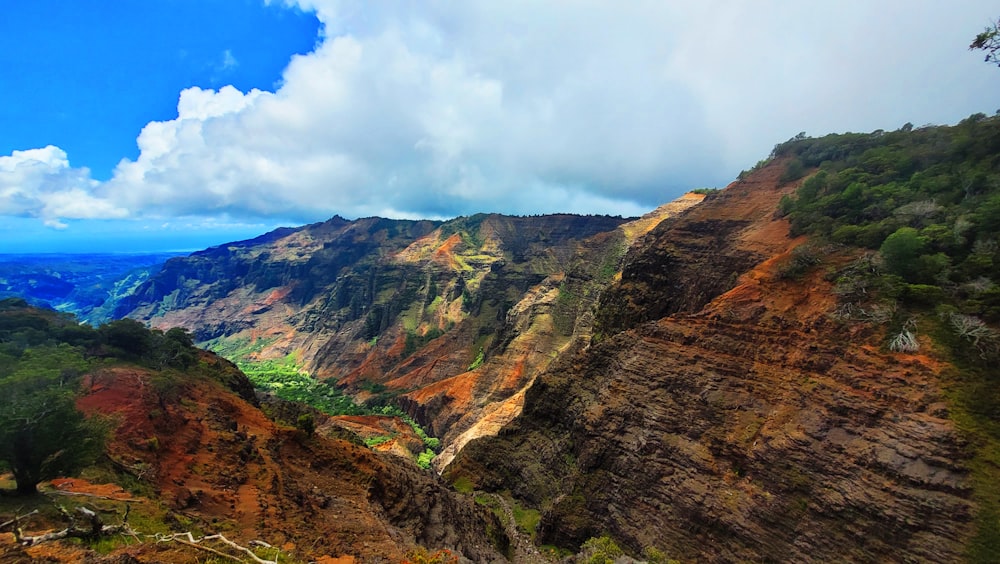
[77,361,508,562]
[115,203,702,463]
[447,162,975,562]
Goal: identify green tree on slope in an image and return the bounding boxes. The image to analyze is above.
[0,345,105,496]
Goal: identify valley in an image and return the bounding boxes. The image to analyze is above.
[0,252,183,325]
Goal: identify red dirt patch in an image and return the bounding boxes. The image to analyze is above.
[47,478,138,501]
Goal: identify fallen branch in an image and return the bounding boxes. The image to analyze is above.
[105,454,155,481]
[0,509,38,532]
[154,532,278,564]
[18,506,136,547]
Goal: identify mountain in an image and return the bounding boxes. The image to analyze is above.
[19,116,999,561]
[0,253,183,324]
[112,204,703,469]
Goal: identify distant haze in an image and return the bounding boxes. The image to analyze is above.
[1,1,999,252]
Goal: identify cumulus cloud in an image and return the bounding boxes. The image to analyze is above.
[0,146,128,227]
[3,1,1000,229]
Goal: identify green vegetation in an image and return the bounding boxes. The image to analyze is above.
[776,244,823,280]
[467,347,485,371]
[970,17,1000,67]
[511,500,541,539]
[774,117,1000,562]
[0,298,210,495]
[579,535,624,564]
[0,351,107,495]
[364,435,393,447]
[243,362,365,416]
[451,475,475,494]
[210,335,441,466]
[416,448,436,469]
[403,547,459,564]
[775,117,1000,340]
[403,327,444,358]
[295,413,316,437]
[643,546,681,564]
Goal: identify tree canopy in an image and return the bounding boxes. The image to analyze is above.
[0,298,202,495]
[970,17,1000,67]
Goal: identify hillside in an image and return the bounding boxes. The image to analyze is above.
[10,116,1000,561]
[449,117,1000,561]
[0,299,508,562]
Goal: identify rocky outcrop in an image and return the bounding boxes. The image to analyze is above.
[447,162,975,562]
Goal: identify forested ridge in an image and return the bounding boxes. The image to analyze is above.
[775,115,1000,559]
[0,298,217,495]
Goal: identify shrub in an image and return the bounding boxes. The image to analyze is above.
[777,245,822,279]
[780,158,807,183]
[903,284,946,306]
[580,535,624,564]
[879,227,926,280]
[296,413,316,437]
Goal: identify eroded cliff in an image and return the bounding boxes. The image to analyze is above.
[447,161,978,562]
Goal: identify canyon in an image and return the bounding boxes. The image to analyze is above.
[4,120,1000,562]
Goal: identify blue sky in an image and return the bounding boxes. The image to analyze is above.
[2,1,1000,253]
[1,0,319,181]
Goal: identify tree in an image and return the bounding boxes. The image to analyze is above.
[0,374,105,495]
[970,18,1000,67]
[99,318,152,358]
[879,227,926,280]
[296,413,316,438]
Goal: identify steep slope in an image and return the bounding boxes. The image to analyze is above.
[447,159,977,561]
[73,360,507,562]
[0,301,508,562]
[114,205,702,464]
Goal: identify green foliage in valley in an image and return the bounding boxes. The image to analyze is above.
[209,335,441,466]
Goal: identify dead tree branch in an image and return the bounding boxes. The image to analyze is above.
[0,509,38,532]
[154,532,278,564]
[18,505,137,547]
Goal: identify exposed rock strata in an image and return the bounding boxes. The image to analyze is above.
[448,162,974,562]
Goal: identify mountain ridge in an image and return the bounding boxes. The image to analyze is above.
[111,204,704,468]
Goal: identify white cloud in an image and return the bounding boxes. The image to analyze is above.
[4,0,1000,230]
[0,146,128,226]
[221,49,239,71]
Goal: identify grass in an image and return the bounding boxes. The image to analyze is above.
[208,336,443,468]
[512,500,541,539]
[452,475,474,494]
[364,435,393,448]
[943,364,1000,562]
